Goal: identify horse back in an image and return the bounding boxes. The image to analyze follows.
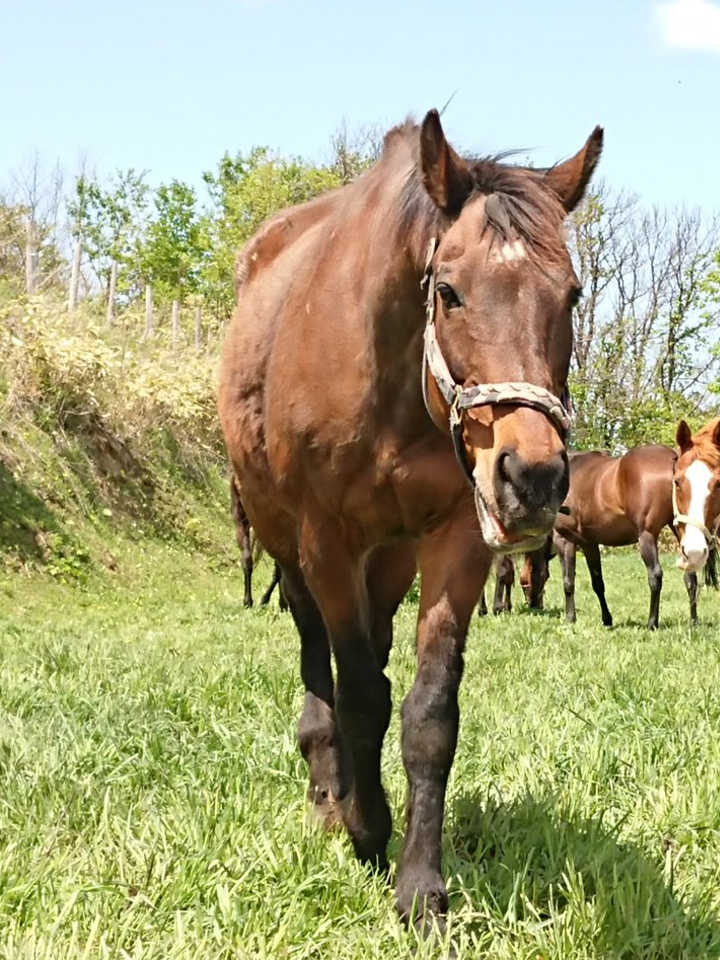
[617,444,675,533]
[559,445,674,545]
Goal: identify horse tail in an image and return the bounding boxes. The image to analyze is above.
[704,546,718,590]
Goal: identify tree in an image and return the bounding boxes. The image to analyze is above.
[140,180,204,305]
[568,184,720,451]
[67,169,149,298]
[2,153,67,295]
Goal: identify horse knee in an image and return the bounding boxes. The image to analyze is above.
[336,669,391,743]
[401,682,459,781]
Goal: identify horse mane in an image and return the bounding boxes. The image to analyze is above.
[386,121,567,264]
[689,417,720,467]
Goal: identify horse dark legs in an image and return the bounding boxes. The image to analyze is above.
[583,543,613,627]
[261,562,288,610]
[638,530,663,630]
[366,542,418,669]
[493,556,514,614]
[283,565,349,825]
[230,478,254,608]
[300,523,394,867]
[555,534,577,623]
[397,512,491,926]
[684,570,699,625]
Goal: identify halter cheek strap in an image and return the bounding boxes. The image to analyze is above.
[672,479,720,547]
[420,237,572,486]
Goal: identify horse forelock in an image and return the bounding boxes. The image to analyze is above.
[686,418,720,468]
[677,421,720,484]
[388,125,567,265]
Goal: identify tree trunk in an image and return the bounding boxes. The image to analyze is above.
[194,304,202,350]
[172,300,180,346]
[106,260,118,327]
[144,285,154,338]
[24,216,38,296]
[68,240,82,311]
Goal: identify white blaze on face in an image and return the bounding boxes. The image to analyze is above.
[493,240,526,264]
[681,460,713,569]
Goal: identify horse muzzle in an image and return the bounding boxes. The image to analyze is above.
[474,487,552,554]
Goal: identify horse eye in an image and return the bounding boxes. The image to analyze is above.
[436,282,462,310]
[568,287,583,309]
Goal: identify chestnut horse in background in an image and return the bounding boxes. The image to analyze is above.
[229,476,286,609]
[219,110,601,925]
[479,545,553,615]
[673,417,720,582]
[553,445,699,629]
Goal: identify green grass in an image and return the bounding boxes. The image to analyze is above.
[1,543,720,958]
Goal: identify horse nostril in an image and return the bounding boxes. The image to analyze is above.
[498,451,513,484]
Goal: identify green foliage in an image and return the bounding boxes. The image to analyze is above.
[68,169,149,294]
[0,296,225,573]
[139,180,204,304]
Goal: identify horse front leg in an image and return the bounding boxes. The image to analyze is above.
[684,570,699,625]
[554,533,577,623]
[281,563,349,826]
[397,508,491,927]
[638,530,663,629]
[299,514,393,868]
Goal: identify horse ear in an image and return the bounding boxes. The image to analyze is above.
[713,420,720,450]
[676,419,693,453]
[544,126,604,213]
[419,110,473,212]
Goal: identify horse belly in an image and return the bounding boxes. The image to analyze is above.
[583,515,637,547]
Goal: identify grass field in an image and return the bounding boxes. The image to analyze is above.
[1,541,720,958]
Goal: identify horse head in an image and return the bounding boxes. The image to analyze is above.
[419,111,602,551]
[674,418,720,580]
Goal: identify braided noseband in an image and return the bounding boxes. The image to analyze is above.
[420,238,571,486]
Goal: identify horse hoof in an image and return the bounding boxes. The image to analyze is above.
[397,871,448,931]
[306,786,348,831]
[603,617,613,627]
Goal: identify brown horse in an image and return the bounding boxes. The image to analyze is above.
[230,476,287,609]
[519,538,556,608]
[219,110,601,925]
[478,555,515,616]
[673,417,720,580]
[478,545,553,615]
[552,445,699,629]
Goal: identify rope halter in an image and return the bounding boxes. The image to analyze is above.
[672,475,720,548]
[419,237,571,486]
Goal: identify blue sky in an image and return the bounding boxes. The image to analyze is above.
[2,0,719,208]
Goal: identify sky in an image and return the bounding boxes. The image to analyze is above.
[2,0,720,209]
